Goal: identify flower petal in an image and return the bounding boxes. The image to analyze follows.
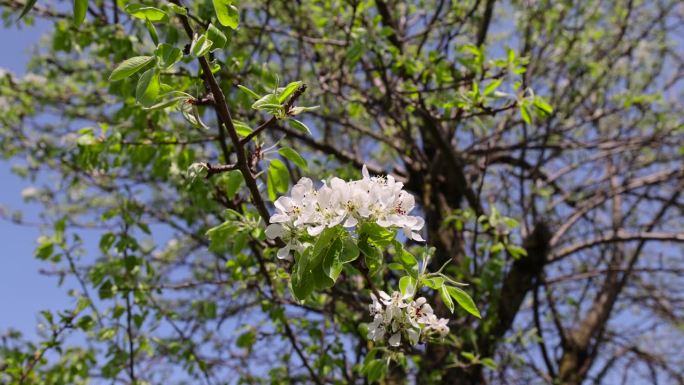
[388,333,401,347]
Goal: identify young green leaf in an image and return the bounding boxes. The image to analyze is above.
[136,68,161,107]
[506,244,528,259]
[481,358,498,370]
[212,0,239,29]
[291,249,314,300]
[73,0,87,27]
[289,105,319,115]
[155,43,182,69]
[206,23,227,50]
[533,97,553,116]
[440,285,455,313]
[399,276,416,298]
[520,103,532,124]
[363,359,387,383]
[358,237,383,276]
[421,276,445,290]
[278,147,308,171]
[358,222,395,248]
[237,85,261,100]
[446,286,481,318]
[233,120,253,137]
[252,93,280,110]
[345,40,364,65]
[141,94,187,110]
[236,328,256,350]
[288,118,312,135]
[278,81,303,103]
[266,159,289,201]
[166,3,187,15]
[109,56,154,81]
[483,78,503,96]
[190,34,213,57]
[222,170,244,199]
[145,18,159,45]
[394,241,418,268]
[124,4,168,22]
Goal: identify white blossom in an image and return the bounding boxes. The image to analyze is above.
[265,223,304,259]
[266,165,425,256]
[366,291,449,348]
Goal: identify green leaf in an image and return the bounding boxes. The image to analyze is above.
[233,120,253,137]
[212,0,239,29]
[288,118,312,135]
[440,285,455,313]
[490,242,504,254]
[35,238,54,260]
[190,33,213,57]
[74,297,90,315]
[73,0,87,27]
[319,240,343,285]
[236,328,256,350]
[483,78,503,96]
[252,93,279,110]
[422,276,444,290]
[520,103,532,124]
[321,236,359,283]
[345,40,364,65]
[446,286,481,318]
[267,159,289,201]
[145,18,159,45]
[533,97,553,116]
[358,222,395,248]
[363,359,387,383]
[358,237,383,276]
[136,68,161,107]
[394,241,418,268]
[289,105,319,115]
[206,23,227,50]
[155,43,182,69]
[98,328,116,341]
[506,244,528,259]
[141,93,187,110]
[387,262,405,271]
[481,358,498,370]
[222,170,243,198]
[124,4,168,22]
[206,221,240,251]
[311,227,338,258]
[17,0,38,21]
[237,85,261,100]
[278,81,303,103]
[339,237,360,264]
[291,249,314,300]
[167,3,187,15]
[399,276,416,298]
[278,147,308,171]
[109,56,154,81]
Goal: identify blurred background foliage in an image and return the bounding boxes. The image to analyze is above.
[0,0,682,384]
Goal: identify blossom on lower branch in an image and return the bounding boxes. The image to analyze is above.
[266,165,425,259]
[367,291,450,347]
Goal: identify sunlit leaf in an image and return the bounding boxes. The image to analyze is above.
[109,56,154,81]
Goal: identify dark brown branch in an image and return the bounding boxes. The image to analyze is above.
[551,231,684,262]
[204,162,238,177]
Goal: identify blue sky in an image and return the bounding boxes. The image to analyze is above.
[0,21,75,336]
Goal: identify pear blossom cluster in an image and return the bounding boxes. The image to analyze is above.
[367,291,450,347]
[265,166,425,259]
